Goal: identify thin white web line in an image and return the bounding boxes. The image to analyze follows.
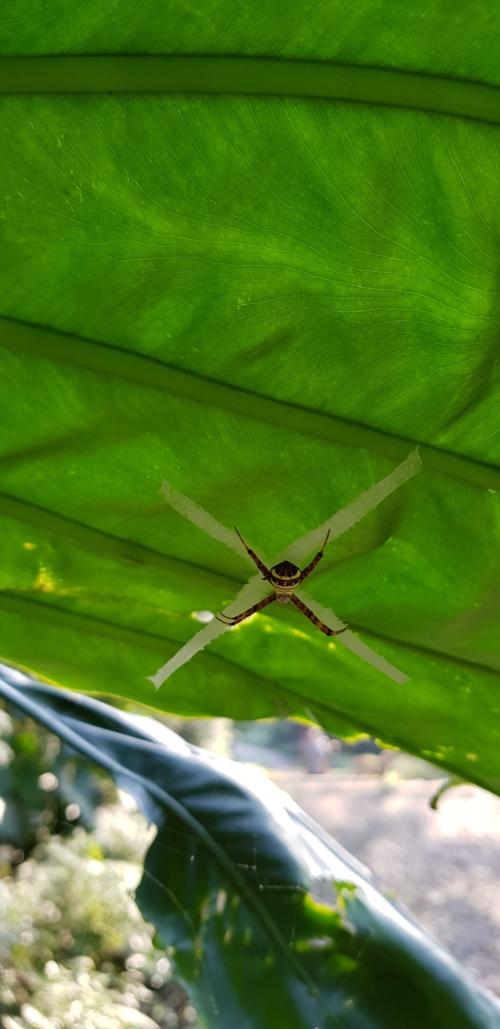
[148,449,421,688]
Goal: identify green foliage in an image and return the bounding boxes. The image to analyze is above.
[0,812,195,1028]
[1,11,500,788]
[2,674,499,1029]
[0,700,108,854]
[1,8,500,1023]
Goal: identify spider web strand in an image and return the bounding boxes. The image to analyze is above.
[150,451,419,687]
[285,447,421,564]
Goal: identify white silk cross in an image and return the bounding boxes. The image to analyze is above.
[148,449,421,689]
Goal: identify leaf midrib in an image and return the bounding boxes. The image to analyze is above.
[1,315,500,491]
[0,55,500,126]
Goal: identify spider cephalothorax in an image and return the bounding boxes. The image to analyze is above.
[217,528,348,636]
[269,560,301,601]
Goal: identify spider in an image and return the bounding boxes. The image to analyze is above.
[217,528,348,637]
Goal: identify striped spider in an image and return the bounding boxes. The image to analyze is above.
[217,528,348,637]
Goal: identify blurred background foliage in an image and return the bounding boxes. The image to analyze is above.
[0,694,407,1028]
[0,703,110,857]
[0,697,198,1029]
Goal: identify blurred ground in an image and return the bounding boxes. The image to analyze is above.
[270,773,500,998]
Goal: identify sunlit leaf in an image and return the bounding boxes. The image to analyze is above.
[1,3,500,794]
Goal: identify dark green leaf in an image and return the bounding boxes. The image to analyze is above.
[1,670,498,1028]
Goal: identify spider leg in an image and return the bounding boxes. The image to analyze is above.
[234,527,271,579]
[291,594,347,636]
[216,594,275,626]
[298,529,331,583]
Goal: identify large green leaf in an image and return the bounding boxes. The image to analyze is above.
[2,670,499,1029]
[1,4,500,791]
